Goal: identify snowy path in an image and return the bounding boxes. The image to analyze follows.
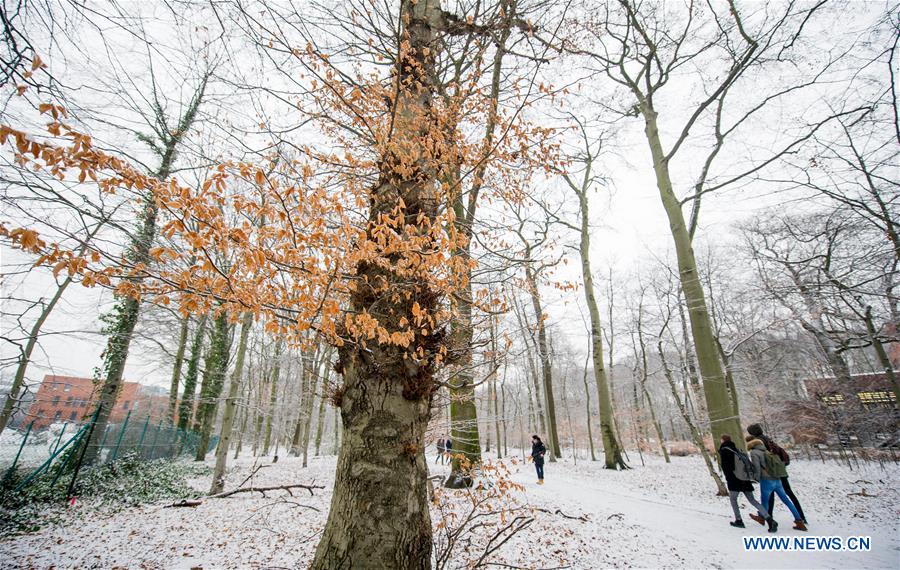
[1,452,897,569]
[506,455,899,569]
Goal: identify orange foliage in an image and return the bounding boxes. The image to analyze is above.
[1,42,557,355]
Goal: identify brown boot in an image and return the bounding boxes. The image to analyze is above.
[749,513,766,526]
[538,479,544,485]
[793,520,807,532]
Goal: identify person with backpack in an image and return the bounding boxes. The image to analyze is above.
[746,436,807,531]
[444,437,452,463]
[531,435,546,485]
[747,423,806,524]
[436,438,446,464]
[718,435,775,531]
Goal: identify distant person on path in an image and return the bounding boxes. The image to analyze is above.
[531,435,546,484]
[746,436,807,531]
[747,423,806,524]
[444,437,452,463]
[436,438,446,464]
[719,434,775,531]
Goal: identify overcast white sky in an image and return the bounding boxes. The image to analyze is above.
[0,0,893,393]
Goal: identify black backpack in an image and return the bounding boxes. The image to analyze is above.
[724,447,759,482]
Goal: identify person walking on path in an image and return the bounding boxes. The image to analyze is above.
[746,436,807,531]
[719,435,776,532]
[436,438,446,464]
[531,435,546,484]
[747,423,806,523]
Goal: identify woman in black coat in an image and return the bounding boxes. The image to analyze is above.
[531,435,546,484]
[719,435,772,530]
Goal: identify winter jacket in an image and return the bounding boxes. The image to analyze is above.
[747,423,791,467]
[531,440,546,464]
[719,441,754,492]
[747,440,772,480]
[437,439,446,453]
[747,438,787,480]
[445,439,452,451]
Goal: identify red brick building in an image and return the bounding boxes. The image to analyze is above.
[25,375,163,429]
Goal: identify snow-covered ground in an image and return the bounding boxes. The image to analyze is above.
[1,449,897,569]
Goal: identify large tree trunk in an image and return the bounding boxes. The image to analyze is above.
[641,106,743,449]
[311,2,444,565]
[210,312,252,493]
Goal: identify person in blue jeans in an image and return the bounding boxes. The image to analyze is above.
[746,437,807,531]
[531,435,546,484]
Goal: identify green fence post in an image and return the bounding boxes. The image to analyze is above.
[64,405,101,501]
[50,422,68,457]
[136,415,151,459]
[110,410,131,462]
[96,424,112,462]
[149,419,163,460]
[168,423,178,458]
[4,420,34,480]
[16,422,90,492]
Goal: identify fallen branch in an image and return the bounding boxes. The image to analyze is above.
[847,488,877,498]
[606,513,624,521]
[236,463,269,489]
[165,499,203,508]
[533,507,589,522]
[209,482,324,499]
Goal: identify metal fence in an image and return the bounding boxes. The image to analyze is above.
[1,410,216,496]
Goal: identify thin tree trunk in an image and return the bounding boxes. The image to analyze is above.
[635,308,669,462]
[210,312,252,493]
[195,312,231,462]
[263,339,284,456]
[1,274,74,433]
[178,315,208,432]
[302,348,328,468]
[1,218,106,434]
[582,350,597,461]
[514,295,545,433]
[314,382,328,455]
[290,349,313,456]
[167,315,190,423]
[572,177,626,469]
[525,263,561,460]
[659,341,726,495]
[234,365,251,460]
[332,405,339,455]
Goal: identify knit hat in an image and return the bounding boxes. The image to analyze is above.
[747,423,764,437]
